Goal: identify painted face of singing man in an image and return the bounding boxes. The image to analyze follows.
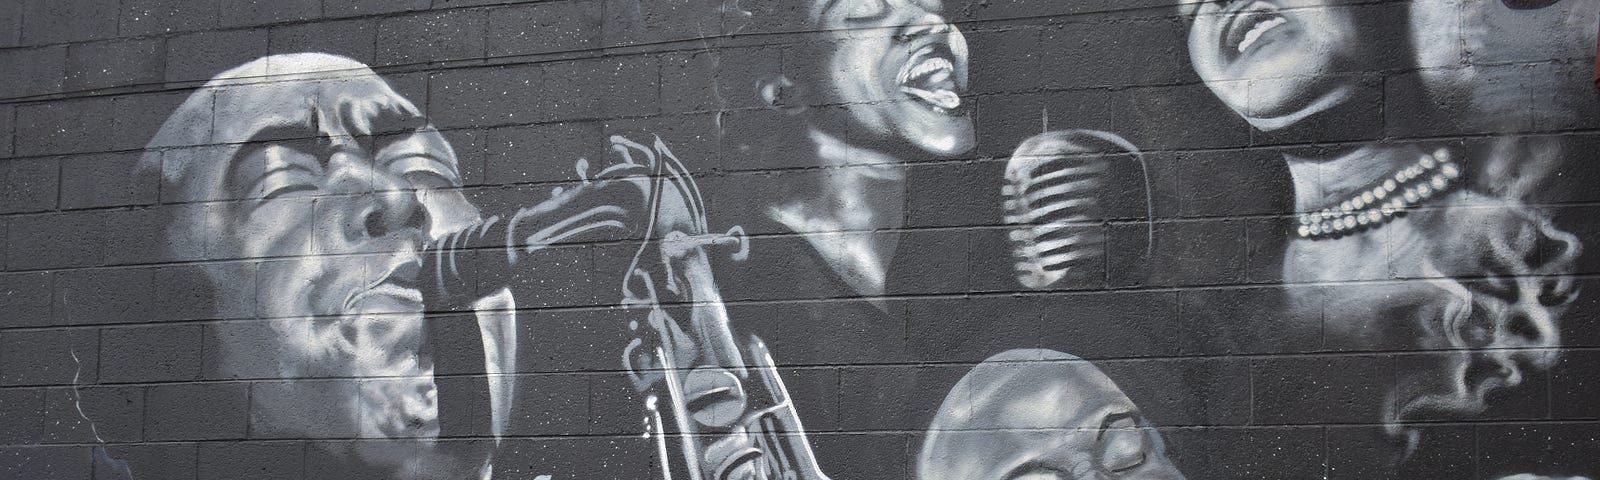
[145,53,489,478]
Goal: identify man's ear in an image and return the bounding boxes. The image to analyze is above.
[757,74,807,115]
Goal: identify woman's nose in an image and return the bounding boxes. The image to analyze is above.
[898,11,951,40]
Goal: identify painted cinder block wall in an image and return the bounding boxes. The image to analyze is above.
[2,1,1598,479]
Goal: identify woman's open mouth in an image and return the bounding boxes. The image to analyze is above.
[897,44,965,113]
[1221,1,1291,62]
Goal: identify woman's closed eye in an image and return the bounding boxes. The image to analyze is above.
[838,0,889,21]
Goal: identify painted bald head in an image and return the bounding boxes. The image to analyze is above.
[140,53,487,478]
[919,349,1184,480]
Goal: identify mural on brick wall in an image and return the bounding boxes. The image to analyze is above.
[1183,0,1594,459]
[138,54,504,479]
[4,0,1599,479]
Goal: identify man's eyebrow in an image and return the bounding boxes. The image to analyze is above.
[818,0,842,19]
[242,123,323,146]
[226,123,325,195]
[353,103,427,137]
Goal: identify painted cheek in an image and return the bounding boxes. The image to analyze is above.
[244,198,318,258]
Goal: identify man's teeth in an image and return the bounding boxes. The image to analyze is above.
[903,86,961,110]
[1238,16,1287,53]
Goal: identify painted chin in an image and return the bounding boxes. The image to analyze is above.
[1196,3,1347,129]
[344,280,438,439]
[360,369,441,439]
[891,43,975,155]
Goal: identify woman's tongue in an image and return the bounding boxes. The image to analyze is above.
[903,68,960,111]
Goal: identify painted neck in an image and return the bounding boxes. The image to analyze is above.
[1285,144,1427,212]
[767,127,908,300]
[778,128,908,232]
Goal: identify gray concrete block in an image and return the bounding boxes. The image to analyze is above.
[6,211,106,270]
[14,96,117,157]
[376,10,487,66]
[197,441,304,480]
[0,272,53,329]
[322,0,429,18]
[120,0,220,37]
[58,151,158,210]
[0,445,95,479]
[0,388,44,445]
[1252,355,1396,425]
[41,385,143,444]
[99,324,203,383]
[486,0,603,58]
[145,382,248,441]
[165,29,270,84]
[101,443,199,480]
[19,0,118,46]
[2,156,60,214]
[426,64,543,129]
[0,103,13,157]
[0,1,20,48]
[217,0,322,29]
[0,46,66,100]
[64,39,166,92]
[0,328,99,387]
[53,267,158,325]
[269,18,376,65]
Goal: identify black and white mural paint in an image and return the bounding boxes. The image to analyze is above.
[1185,0,1592,453]
[4,0,1598,479]
[142,54,502,479]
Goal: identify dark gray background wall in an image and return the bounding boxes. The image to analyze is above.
[2,1,1598,479]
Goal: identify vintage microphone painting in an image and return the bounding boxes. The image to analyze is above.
[1003,129,1152,290]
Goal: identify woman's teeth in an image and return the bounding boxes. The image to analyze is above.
[1238,16,1286,53]
[902,57,953,85]
[900,56,961,111]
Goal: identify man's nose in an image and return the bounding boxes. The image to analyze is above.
[328,152,430,246]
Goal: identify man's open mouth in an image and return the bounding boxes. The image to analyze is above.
[347,260,425,314]
[1221,1,1290,61]
[898,44,964,113]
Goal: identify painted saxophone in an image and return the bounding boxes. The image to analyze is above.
[610,136,831,480]
[422,135,829,480]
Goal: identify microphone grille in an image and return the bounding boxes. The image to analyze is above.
[1004,130,1143,290]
